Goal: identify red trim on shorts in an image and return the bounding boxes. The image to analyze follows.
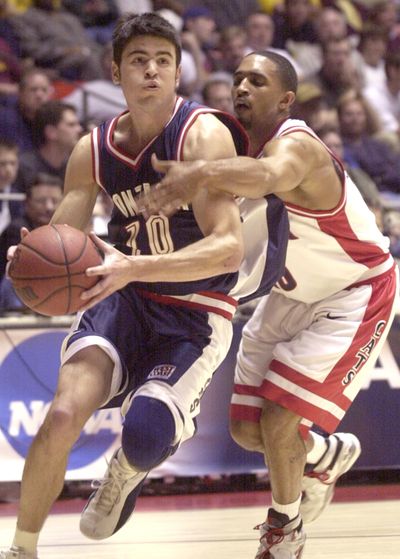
[137,289,236,320]
[230,403,262,423]
[258,379,342,433]
[348,262,395,289]
[233,383,261,396]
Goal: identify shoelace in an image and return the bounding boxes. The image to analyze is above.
[254,523,285,557]
[90,458,129,514]
[304,470,331,483]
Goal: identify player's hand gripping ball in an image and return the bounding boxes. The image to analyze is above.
[8,224,103,316]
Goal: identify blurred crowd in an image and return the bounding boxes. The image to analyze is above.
[1,0,400,313]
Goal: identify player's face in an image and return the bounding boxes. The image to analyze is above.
[232,55,290,130]
[0,148,18,188]
[113,35,180,107]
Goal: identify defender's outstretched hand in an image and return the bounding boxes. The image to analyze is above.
[137,154,207,217]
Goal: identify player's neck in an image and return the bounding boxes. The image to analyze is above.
[123,97,177,154]
[248,117,285,156]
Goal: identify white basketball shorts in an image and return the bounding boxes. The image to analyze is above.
[231,265,399,435]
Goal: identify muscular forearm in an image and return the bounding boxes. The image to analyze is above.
[128,231,243,283]
[198,157,275,198]
[50,189,97,231]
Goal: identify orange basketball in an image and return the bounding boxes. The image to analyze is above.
[8,224,103,316]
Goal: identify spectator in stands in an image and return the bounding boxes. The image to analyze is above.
[244,11,303,78]
[202,74,233,113]
[383,210,400,260]
[310,37,362,108]
[291,81,338,132]
[363,51,400,138]
[357,25,388,89]
[0,173,63,311]
[318,124,383,208]
[0,140,23,235]
[0,0,22,99]
[191,0,260,30]
[0,68,53,152]
[0,173,62,279]
[11,0,104,81]
[63,42,126,127]
[366,0,400,51]
[15,100,82,192]
[180,6,216,85]
[62,0,119,46]
[218,26,247,75]
[272,0,318,50]
[338,91,400,194]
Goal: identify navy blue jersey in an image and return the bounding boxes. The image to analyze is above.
[91,97,288,314]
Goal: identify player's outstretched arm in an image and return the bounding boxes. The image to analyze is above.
[139,132,317,215]
[80,115,244,310]
[50,133,100,231]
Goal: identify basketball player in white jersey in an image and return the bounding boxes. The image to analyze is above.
[139,51,399,558]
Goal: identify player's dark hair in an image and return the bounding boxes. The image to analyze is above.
[112,12,182,67]
[33,100,76,147]
[248,50,298,94]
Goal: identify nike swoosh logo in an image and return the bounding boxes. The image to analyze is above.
[326,313,346,320]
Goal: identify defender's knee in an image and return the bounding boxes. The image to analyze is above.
[261,401,302,447]
[122,396,177,471]
[230,418,263,452]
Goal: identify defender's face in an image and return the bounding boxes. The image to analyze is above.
[232,55,286,129]
[113,35,180,106]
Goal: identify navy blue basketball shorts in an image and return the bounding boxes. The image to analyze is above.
[60,287,233,444]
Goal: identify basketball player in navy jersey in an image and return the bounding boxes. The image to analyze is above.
[138,51,399,558]
[1,16,289,559]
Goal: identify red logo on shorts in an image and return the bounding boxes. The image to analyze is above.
[342,320,386,386]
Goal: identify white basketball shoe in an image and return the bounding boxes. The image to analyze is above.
[301,432,361,523]
[80,448,148,540]
[255,510,306,558]
[0,548,38,558]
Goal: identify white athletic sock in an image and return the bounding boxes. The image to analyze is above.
[306,431,329,466]
[271,494,302,521]
[12,528,39,554]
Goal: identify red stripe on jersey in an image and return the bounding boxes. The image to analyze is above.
[137,289,235,320]
[258,379,342,433]
[317,209,388,268]
[230,403,262,422]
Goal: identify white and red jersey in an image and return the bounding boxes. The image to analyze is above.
[265,119,394,304]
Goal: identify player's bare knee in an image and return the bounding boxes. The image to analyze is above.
[230,418,263,452]
[261,400,301,447]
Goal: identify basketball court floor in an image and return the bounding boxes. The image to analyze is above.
[0,484,399,558]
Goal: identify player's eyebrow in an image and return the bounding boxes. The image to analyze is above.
[126,49,173,59]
